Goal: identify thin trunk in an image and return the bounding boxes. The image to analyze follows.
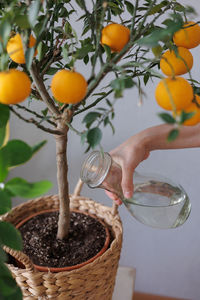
[55,122,70,239]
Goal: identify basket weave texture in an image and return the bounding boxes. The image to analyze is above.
[1,180,123,300]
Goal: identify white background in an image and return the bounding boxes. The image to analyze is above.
[10,1,200,299]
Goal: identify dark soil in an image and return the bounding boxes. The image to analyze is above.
[18,211,108,268]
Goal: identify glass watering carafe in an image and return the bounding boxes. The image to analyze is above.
[80,150,191,229]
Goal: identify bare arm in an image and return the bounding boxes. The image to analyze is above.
[141,123,200,151]
[107,123,200,204]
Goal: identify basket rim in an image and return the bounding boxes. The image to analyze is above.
[2,194,123,274]
[15,208,111,272]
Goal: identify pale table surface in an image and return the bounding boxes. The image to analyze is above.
[112,266,136,300]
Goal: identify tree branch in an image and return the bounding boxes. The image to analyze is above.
[15,104,57,127]
[10,106,62,135]
[30,62,60,117]
[91,2,107,76]
[41,54,62,77]
[74,89,113,116]
[130,0,139,35]
[136,1,172,39]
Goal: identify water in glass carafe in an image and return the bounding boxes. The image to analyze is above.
[80,151,191,229]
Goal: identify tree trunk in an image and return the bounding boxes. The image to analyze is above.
[55,122,70,239]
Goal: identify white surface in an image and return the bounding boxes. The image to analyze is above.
[9,1,200,299]
[113,266,136,300]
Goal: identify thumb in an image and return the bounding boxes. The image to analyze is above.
[121,165,134,199]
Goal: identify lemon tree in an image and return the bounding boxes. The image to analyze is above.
[0,1,200,298]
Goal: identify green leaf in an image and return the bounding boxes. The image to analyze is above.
[0,246,7,262]
[64,21,72,36]
[31,140,47,156]
[124,77,135,88]
[83,54,89,64]
[110,78,124,98]
[87,127,102,148]
[0,262,22,299]
[158,112,176,124]
[0,140,32,168]
[179,111,195,124]
[0,126,6,149]
[106,99,112,107]
[143,73,150,85]
[148,1,168,15]
[62,44,69,63]
[107,1,123,15]
[41,108,48,117]
[0,190,11,215]
[0,20,11,47]
[5,178,53,198]
[125,1,134,15]
[75,0,85,9]
[111,76,134,98]
[0,139,47,181]
[37,42,48,62]
[5,287,23,300]
[137,17,183,47]
[80,131,87,145]
[82,112,101,128]
[0,221,22,251]
[104,116,109,126]
[0,151,8,182]
[46,67,59,75]
[76,44,93,59]
[152,45,163,57]
[25,47,35,70]
[0,53,9,71]
[0,271,22,298]
[28,0,40,28]
[15,15,30,29]
[0,104,10,128]
[183,5,197,14]
[0,262,11,277]
[167,129,179,142]
[82,24,91,36]
[103,44,112,60]
[108,120,115,134]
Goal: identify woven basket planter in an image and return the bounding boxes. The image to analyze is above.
[1,180,123,300]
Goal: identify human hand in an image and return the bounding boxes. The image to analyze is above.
[105,134,150,205]
[105,190,123,205]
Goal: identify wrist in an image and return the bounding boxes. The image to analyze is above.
[134,129,153,151]
[130,130,152,155]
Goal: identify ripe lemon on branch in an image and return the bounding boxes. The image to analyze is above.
[7,33,37,64]
[0,69,31,105]
[178,94,200,126]
[160,47,193,76]
[101,23,130,52]
[51,69,87,104]
[173,21,200,49]
[155,76,193,111]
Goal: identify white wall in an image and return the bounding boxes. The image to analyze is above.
[10,1,200,299]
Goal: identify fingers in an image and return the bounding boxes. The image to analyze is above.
[115,199,123,205]
[143,151,150,160]
[121,165,134,199]
[105,190,123,205]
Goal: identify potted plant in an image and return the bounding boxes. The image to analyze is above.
[0,0,200,299]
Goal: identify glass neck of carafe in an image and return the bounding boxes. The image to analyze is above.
[80,151,124,200]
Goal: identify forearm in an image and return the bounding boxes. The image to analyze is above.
[107,123,200,202]
[137,123,200,151]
